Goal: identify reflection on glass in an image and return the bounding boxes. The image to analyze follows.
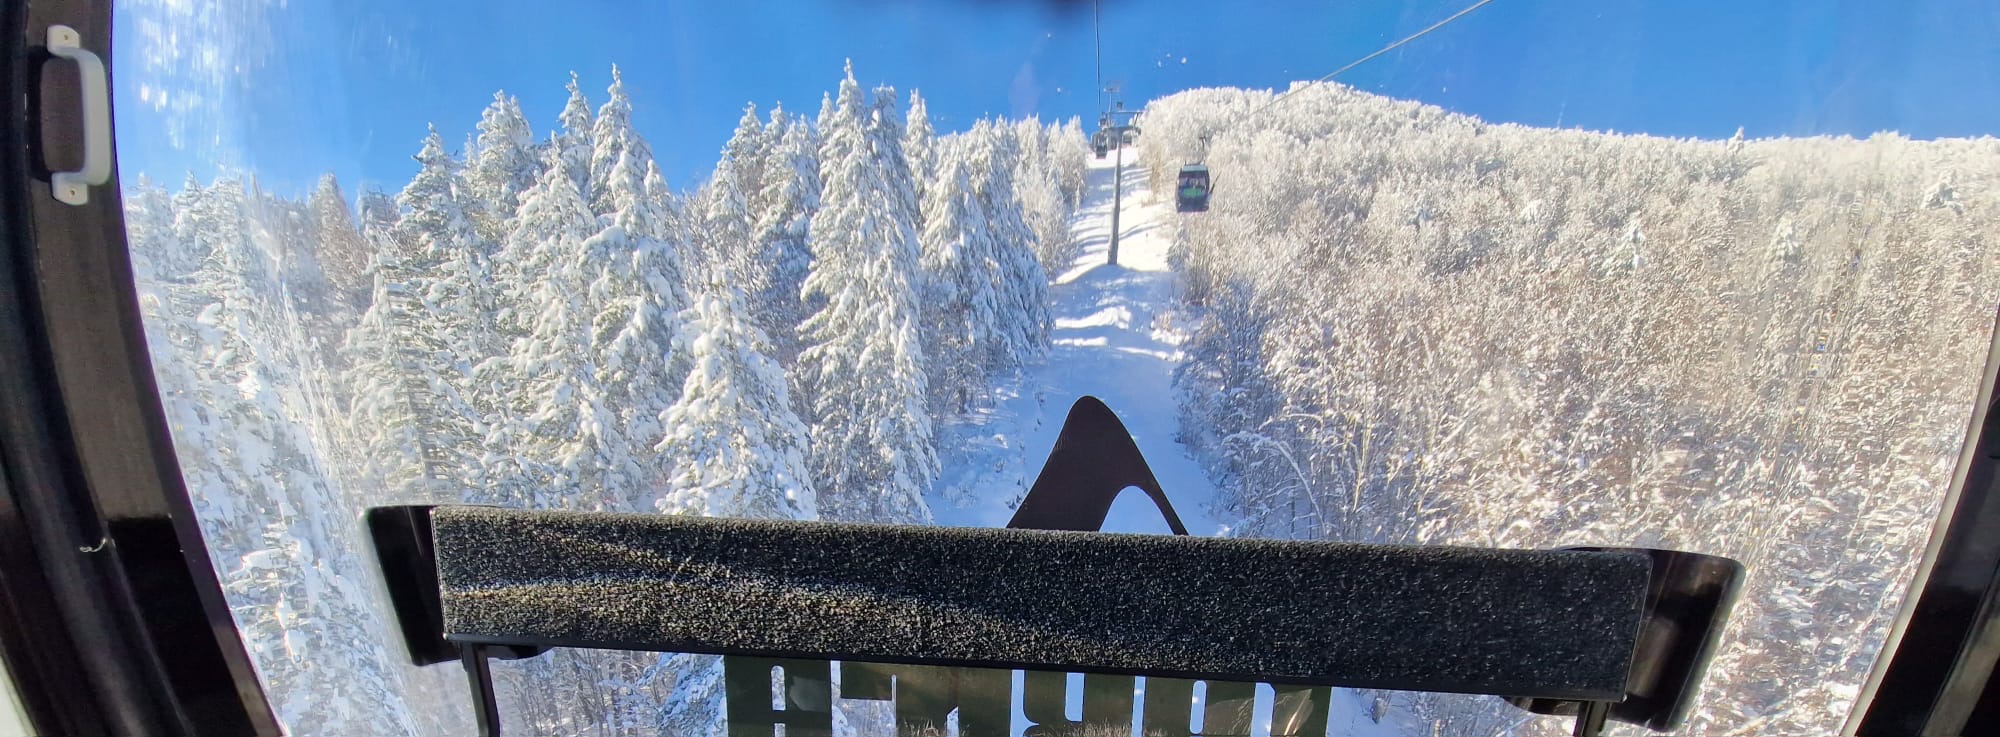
[110,0,2000,735]
[0,658,31,737]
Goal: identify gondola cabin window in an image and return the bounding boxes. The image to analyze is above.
[102,0,2000,735]
[1177,165,1211,212]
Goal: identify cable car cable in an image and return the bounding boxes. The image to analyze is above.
[1171,0,1496,215]
[1231,0,1498,132]
[1094,0,1104,113]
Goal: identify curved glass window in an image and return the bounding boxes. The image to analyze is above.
[111,1,2000,735]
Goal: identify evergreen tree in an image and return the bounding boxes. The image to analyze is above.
[590,66,654,215]
[179,178,276,340]
[751,105,790,218]
[125,177,198,429]
[917,146,993,415]
[484,146,615,507]
[126,175,195,286]
[246,182,330,317]
[181,176,255,289]
[342,258,448,506]
[398,125,500,365]
[723,103,772,217]
[489,137,562,348]
[166,177,270,546]
[178,181,307,367]
[966,123,1052,368]
[904,89,937,215]
[1051,118,1091,207]
[493,144,686,731]
[644,160,686,247]
[557,71,596,203]
[692,105,765,283]
[308,173,371,308]
[749,112,821,369]
[589,149,692,512]
[465,91,540,243]
[171,174,221,279]
[350,187,400,318]
[596,133,661,229]
[798,63,936,523]
[141,175,225,356]
[917,123,1050,415]
[656,275,818,520]
[873,85,925,247]
[1006,119,1074,275]
[342,129,489,503]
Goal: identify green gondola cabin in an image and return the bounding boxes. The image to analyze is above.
[1176,165,1211,212]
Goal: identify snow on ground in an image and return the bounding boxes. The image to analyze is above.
[927,151,1414,737]
[929,149,1224,537]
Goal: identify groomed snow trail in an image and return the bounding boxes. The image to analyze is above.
[928,151,1402,737]
[929,151,1224,536]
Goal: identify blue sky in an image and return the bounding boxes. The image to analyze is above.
[113,0,2000,199]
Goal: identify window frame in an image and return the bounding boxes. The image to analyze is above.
[0,1,279,734]
[0,1,1992,735]
[1851,311,2000,735]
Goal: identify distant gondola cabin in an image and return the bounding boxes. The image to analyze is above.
[1176,165,1211,213]
[1091,130,1110,158]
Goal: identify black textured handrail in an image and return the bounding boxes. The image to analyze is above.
[429,505,1651,701]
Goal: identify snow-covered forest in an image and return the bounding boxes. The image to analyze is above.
[1139,85,2000,736]
[127,54,2000,736]
[129,62,1086,736]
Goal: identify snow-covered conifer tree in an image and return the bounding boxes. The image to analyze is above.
[588,149,692,512]
[917,145,995,415]
[1006,120,1074,275]
[123,179,171,277]
[1051,118,1090,207]
[722,103,772,215]
[748,111,821,370]
[557,71,596,204]
[307,173,371,308]
[750,105,790,216]
[905,89,936,213]
[159,176,424,737]
[590,66,654,216]
[970,125,1052,368]
[656,272,817,520]
[171,173,212,250]
[798,63,936,523]
[401,126,500,363]
[872,86,925,244]
[483,146,616,507]
[465,91,540,242]
[342,129,490,502]
[692,104,765,283]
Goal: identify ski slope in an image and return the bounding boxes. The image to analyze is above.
[928,150,1406,737]
[929,152,1224,535]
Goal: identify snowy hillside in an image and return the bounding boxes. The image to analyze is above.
[929,153,1223,536]
[1139,84,2000,736]
[129,61,1088,737]
[125,53,2000,736]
